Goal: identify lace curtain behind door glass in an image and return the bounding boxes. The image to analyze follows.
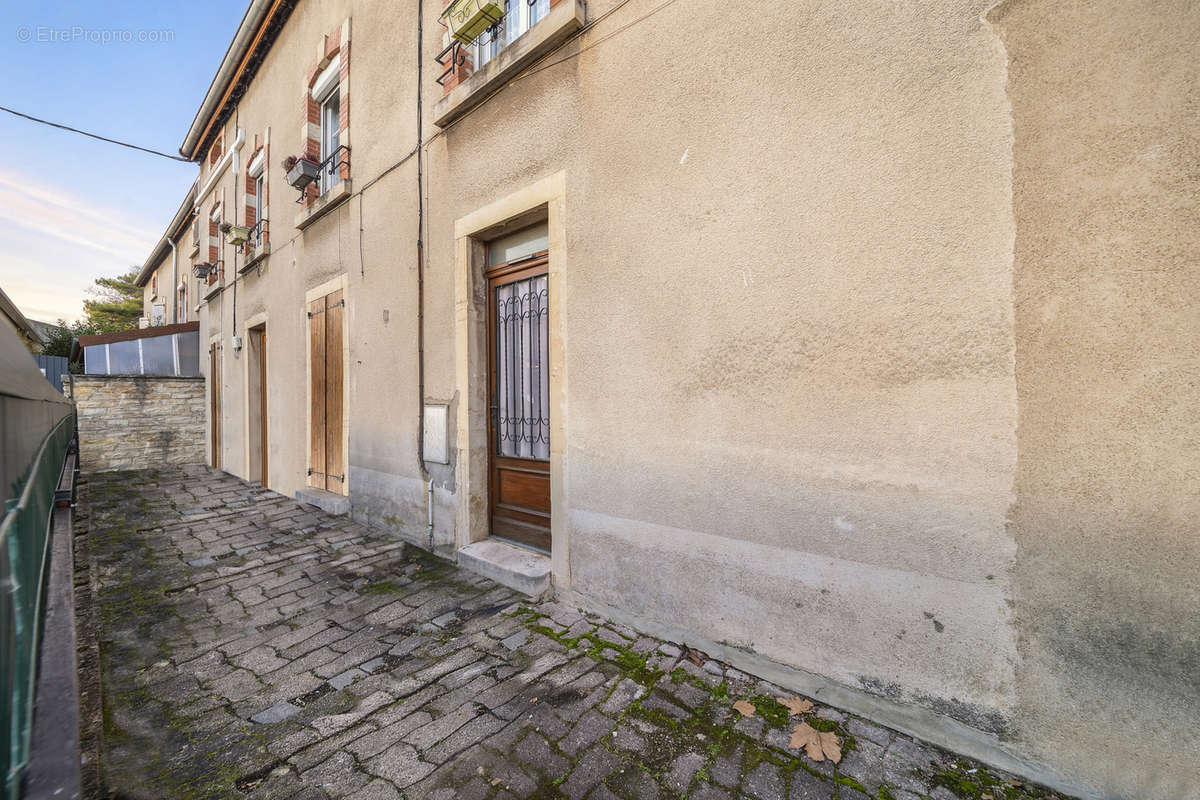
[494,274,550,459]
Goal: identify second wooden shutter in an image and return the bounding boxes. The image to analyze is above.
[309,297,327,489]
[308,290,344,493]
[324,290,344,492]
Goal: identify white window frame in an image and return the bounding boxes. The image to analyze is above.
[312,58,342,194]
[475,0,550,68]
[319,89,341,191]
[248,153,266,246]
[210,205,223,281]
[253,174,265,243]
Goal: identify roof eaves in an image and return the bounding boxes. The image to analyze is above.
[179,0,295,161]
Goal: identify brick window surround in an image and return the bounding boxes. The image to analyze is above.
[244,133,270,255]
[208,130,224,166]
[300,20,351,208]
[208,204,222,285]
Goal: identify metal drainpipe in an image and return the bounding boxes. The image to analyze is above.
[416,0,433,551]
[168,235,178,323]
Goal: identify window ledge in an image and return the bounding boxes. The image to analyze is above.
[203,279,224,302]
[295,180,353,231]
[238,244,271,275]
[433,0,585,129]
[189,245,200,260]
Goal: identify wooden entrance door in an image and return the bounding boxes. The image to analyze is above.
[308,290,345,493]
[249,325,268,485]
[208,342,221,469]
[487,252,551,552]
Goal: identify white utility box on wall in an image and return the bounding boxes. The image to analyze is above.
[423,403,450,464]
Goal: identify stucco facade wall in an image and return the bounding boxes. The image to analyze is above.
[72,375,206,472]
[991,1,1200,797]
[427,0,1022,756]
[179,0,1199,796]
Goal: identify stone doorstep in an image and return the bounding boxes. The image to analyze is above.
[456,539,550,597]
[295,488,351,516]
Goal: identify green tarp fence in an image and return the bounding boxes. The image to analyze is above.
[0,411,74,800]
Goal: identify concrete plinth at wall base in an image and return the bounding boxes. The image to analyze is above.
[457,539,550,597]
[295,488,350,516]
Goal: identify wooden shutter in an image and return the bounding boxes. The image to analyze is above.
[209,343,221,469]
[308,297,327,489]
[324,290,344,492]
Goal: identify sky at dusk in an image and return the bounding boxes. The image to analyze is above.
[0,0,248,323]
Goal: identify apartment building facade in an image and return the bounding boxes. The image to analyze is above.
[136,185,199,327]
[143,1,1199,797]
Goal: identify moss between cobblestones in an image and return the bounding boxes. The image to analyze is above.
[360,579,407,596]
[746,694,790,729]
[512,605,868,798]
[514,607,665,687]
[92,503,253,799]
[928,762,1054,800]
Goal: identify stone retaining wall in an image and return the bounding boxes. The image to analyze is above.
[71,375,205,472]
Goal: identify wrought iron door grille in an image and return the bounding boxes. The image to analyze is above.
[494,275,549,459]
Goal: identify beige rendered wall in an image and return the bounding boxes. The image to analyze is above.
[181,0,1199,795]
[429,0,1019,748]
[991,0,1200,797]
[194,0,430,534]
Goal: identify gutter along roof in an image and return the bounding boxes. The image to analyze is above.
[179,0,297,161]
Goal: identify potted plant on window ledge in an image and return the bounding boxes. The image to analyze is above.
[283,155,322,190]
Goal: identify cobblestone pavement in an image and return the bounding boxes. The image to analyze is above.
[78,466,1072,800]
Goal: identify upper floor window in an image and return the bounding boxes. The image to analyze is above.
[209,205,222,284]
[247,149,267,246]
[178,282,187,323]
[476,0,550,68]
[253,174,266,240]
[208,132,224,166]
[321,90,340,190]
[311,57,342,192]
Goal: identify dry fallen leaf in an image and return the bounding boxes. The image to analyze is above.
[732,700,756,718]
[780,696,814,715]
[684,648,706,666]
[789,722,842,764]
[491,778,502,787]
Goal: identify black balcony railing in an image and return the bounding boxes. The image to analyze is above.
[248,218,269,250]
[296,145,350,203]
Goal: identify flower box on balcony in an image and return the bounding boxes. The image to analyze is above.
[224,225,251,245]
[442,0,504,45]
[286,157,322,190]
[192,263,214,280]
